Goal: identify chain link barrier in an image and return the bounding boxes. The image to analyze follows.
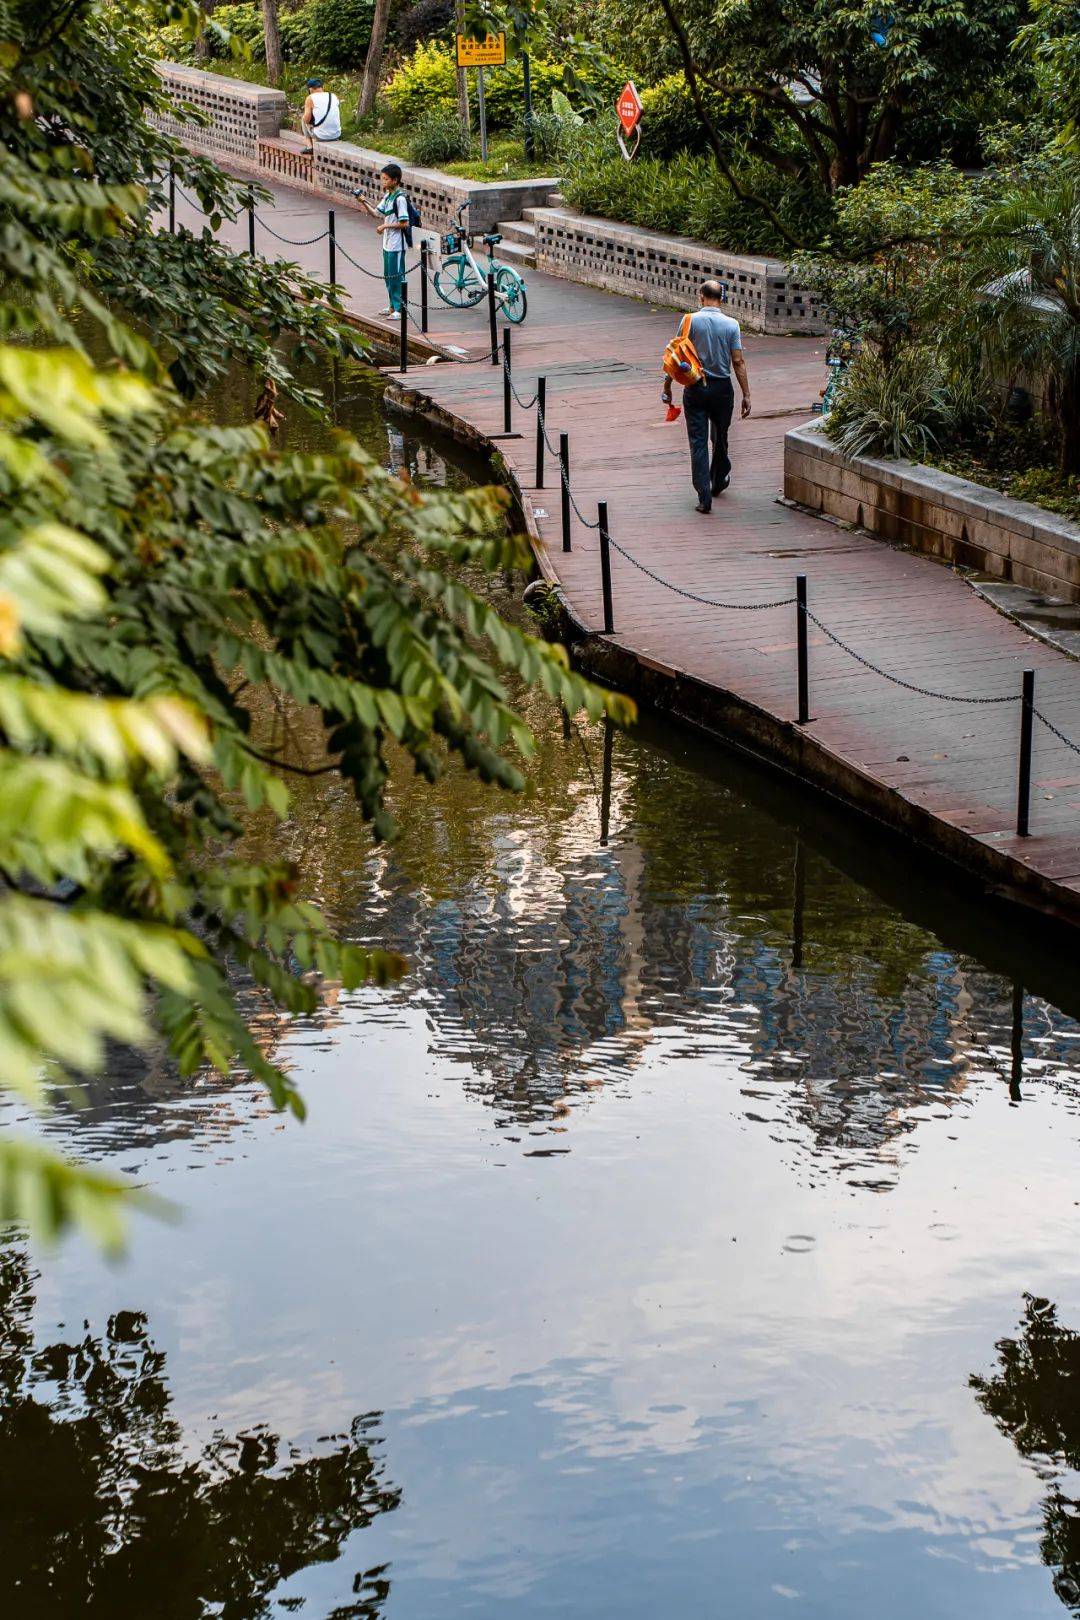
[804,609,1022,705]
[501,350,539,411]
[606,533,796,610]
[1034,708,1080,756]
[256,215,329,248]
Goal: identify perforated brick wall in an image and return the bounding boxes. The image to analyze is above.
[532,208,823,335]
[151,63,287,160]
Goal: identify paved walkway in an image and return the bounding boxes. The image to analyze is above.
[173,177,1080,918]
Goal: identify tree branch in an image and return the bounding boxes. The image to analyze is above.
[655,0,806,249]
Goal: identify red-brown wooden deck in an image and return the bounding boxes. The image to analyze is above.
[172,178,1080,920]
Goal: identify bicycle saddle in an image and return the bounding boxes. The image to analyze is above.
[482,232,502,246]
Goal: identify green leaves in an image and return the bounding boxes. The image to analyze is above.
[0,0,633,1258]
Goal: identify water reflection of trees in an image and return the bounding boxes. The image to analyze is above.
[0,1245,400,1619]
[972,1296,1080,1610]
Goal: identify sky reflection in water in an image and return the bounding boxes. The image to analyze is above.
[5,371,1080,1619]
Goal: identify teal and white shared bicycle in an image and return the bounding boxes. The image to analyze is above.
[434,201,528,324]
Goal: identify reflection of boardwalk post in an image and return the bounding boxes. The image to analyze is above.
[792,836,806,971]
[1010,980,1024,1102]
[600,717,614,847]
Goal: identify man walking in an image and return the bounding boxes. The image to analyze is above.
[662,280,751,514]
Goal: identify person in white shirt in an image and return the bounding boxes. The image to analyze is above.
[301,78,341,154]
[356,163,411,320]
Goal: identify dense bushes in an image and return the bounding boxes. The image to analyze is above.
[384,43,622,131]
[390,0,454,56]
[560,128,829,255]
[305,0,375,68]
[636,75,756,160]
[408,105,473,165]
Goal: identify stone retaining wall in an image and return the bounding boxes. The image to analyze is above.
[532,207,823,335]
[152,63,556,233]
[785,421,1080,601]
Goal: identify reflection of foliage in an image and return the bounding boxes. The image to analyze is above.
[972,1295,1080,1610]
[0,1246,400,1618]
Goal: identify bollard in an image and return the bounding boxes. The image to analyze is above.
[487,271,498,365]
[247,192,256,256]
[1016,667,1035,836]
[796,574,810,724]
[399,281,409,373]
[502,328,512,435]
[328,208,336,286]
[168,163,176,234]
[420,241,429,334]
[559,433,571,553]
[535,377,546,488]
[598,502,614,634]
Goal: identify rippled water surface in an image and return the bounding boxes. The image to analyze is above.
[6,370,1080,1618]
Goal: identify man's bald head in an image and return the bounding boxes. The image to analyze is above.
[699,279,726,305]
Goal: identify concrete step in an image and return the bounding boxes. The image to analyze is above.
[497,219,536,247]
[546,191,565,206]
[495,237,536,268]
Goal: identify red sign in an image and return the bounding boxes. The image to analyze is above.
[616,81,643,136]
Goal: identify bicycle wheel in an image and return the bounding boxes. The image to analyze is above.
[494,266,528,324]
[433,255,485,309]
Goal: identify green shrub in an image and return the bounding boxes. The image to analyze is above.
[560,126,827,255]
[199,1,313,62]
[408,106,473,165]
[637,74,755,160]
[384,43,622,133]
[305,0,375,68]
[825,348,955,462]
[391,0,454,55]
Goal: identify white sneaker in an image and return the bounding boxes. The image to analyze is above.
[387,311,401,320]
[378,306,393,315]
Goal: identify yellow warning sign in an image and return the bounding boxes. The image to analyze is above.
[455,31,506,66]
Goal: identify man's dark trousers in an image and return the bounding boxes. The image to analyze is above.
[684,374,735,508]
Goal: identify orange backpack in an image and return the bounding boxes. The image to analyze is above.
[662,313,703,388]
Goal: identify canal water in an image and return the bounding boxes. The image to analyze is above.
[5,369,1080,1619]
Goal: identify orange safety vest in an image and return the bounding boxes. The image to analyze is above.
[662,313,704,388]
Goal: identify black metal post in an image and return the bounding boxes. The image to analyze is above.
[535,377,546,488]
[399,280,409,373]
[328,208,336,285]
[796,574,810,724]
[502,328,512,435]
[559,433,571,553]
[598,501,614,633]
[168,162,176,234]
[1017,667,1035,837]
[420,241,429,333]
[487,271,498,365]
[522,52,535,160]
[247,192,256,255]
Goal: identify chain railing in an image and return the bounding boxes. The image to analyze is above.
[163,165,1080,843]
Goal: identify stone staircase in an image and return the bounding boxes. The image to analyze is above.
[257,131,314,184]
[493,192,564,269]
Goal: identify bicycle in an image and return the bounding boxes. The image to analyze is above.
[433,202,528,325]
[812,326,861,416]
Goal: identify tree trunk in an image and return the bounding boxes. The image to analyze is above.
[262,0,284,86]
[357,0,392,119]
[195,0,213,61]
[455,0,470,133]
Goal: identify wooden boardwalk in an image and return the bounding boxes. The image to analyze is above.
[172,178,1080,920]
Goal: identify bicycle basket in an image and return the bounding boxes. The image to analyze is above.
[441,233,457,254]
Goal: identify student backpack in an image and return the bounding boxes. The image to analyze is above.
[402,191,421,248]
[662,313,704,388]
